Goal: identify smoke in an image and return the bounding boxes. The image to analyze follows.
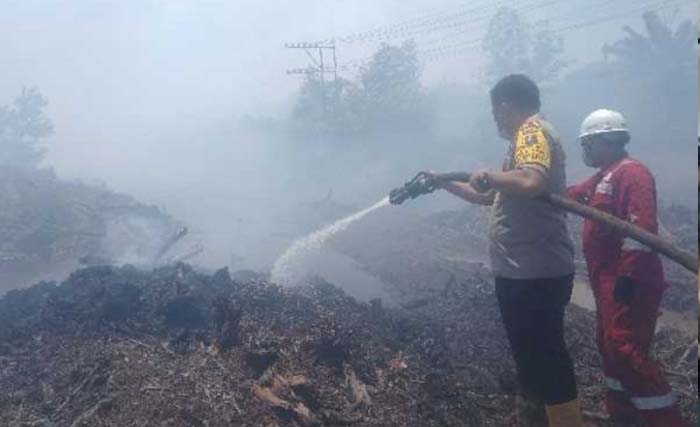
[0,0,694,289]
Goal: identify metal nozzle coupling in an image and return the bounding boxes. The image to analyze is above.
[388,172,439,205]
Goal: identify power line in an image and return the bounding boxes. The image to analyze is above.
[336,0,554,67]
[312,0,498,45]
[372,0,555,46]
[405,0,692,64]
[331,0,545,45]
[420,0,687,58]
[285,42,339,81]
[418,0,557,49]
[338,0,560,69]
[322,0,692,74]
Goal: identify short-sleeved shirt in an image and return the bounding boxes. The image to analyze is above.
[488,114,575,279]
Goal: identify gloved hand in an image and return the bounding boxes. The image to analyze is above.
[614,276,637,305]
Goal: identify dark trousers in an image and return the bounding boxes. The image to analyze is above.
[495,274,578,405]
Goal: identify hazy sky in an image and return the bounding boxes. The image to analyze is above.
[0,0,694,190]
[0,0,695,271]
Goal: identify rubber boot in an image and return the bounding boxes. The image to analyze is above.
[515,394,547,427]
[545,398,584,427]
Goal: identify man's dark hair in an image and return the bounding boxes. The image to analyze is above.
[490,74,541,112]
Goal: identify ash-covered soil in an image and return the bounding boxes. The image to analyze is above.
[0,263,695,427]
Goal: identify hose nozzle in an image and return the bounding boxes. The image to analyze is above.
[389,172,438,205]
[389,171,472,205]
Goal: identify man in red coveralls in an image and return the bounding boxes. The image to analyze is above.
[567,109,688,427]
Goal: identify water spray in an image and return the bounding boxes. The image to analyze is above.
[271,197,390,286]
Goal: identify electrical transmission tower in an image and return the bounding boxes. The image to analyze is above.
[284,42,338,83]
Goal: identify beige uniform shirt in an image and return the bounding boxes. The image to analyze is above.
[488,114,575,279]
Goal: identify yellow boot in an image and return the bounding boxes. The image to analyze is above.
[545,398,584,427]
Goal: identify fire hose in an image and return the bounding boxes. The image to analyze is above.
[389,171,698,275]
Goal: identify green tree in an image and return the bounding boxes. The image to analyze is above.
[601,11,695,145]
[545,11,696,198]
[0,87,53,168]
[601,11,695,124]
[482,7,566,84]
[290,41,432,142]
[291,76,364,140]
[602,11,694,70]
[359,40,428,133]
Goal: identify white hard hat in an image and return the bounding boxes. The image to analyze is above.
[578,109,629,140]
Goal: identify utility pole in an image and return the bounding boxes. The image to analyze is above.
[284,42,338,82]
[285,42,339,124]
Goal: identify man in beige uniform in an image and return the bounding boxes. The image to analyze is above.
[430,74,582,427]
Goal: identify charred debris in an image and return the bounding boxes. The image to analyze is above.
[0,261,696,427]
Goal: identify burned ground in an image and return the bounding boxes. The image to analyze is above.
[332,203,699,313]
[0,262,696,427]
[0,167,183,292]
[0,184,696,426]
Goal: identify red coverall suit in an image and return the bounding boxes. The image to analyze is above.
[567,156,686,427]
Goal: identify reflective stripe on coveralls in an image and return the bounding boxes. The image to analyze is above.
[605,377,678,410]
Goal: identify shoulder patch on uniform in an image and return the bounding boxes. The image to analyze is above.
[514,121,551,169]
